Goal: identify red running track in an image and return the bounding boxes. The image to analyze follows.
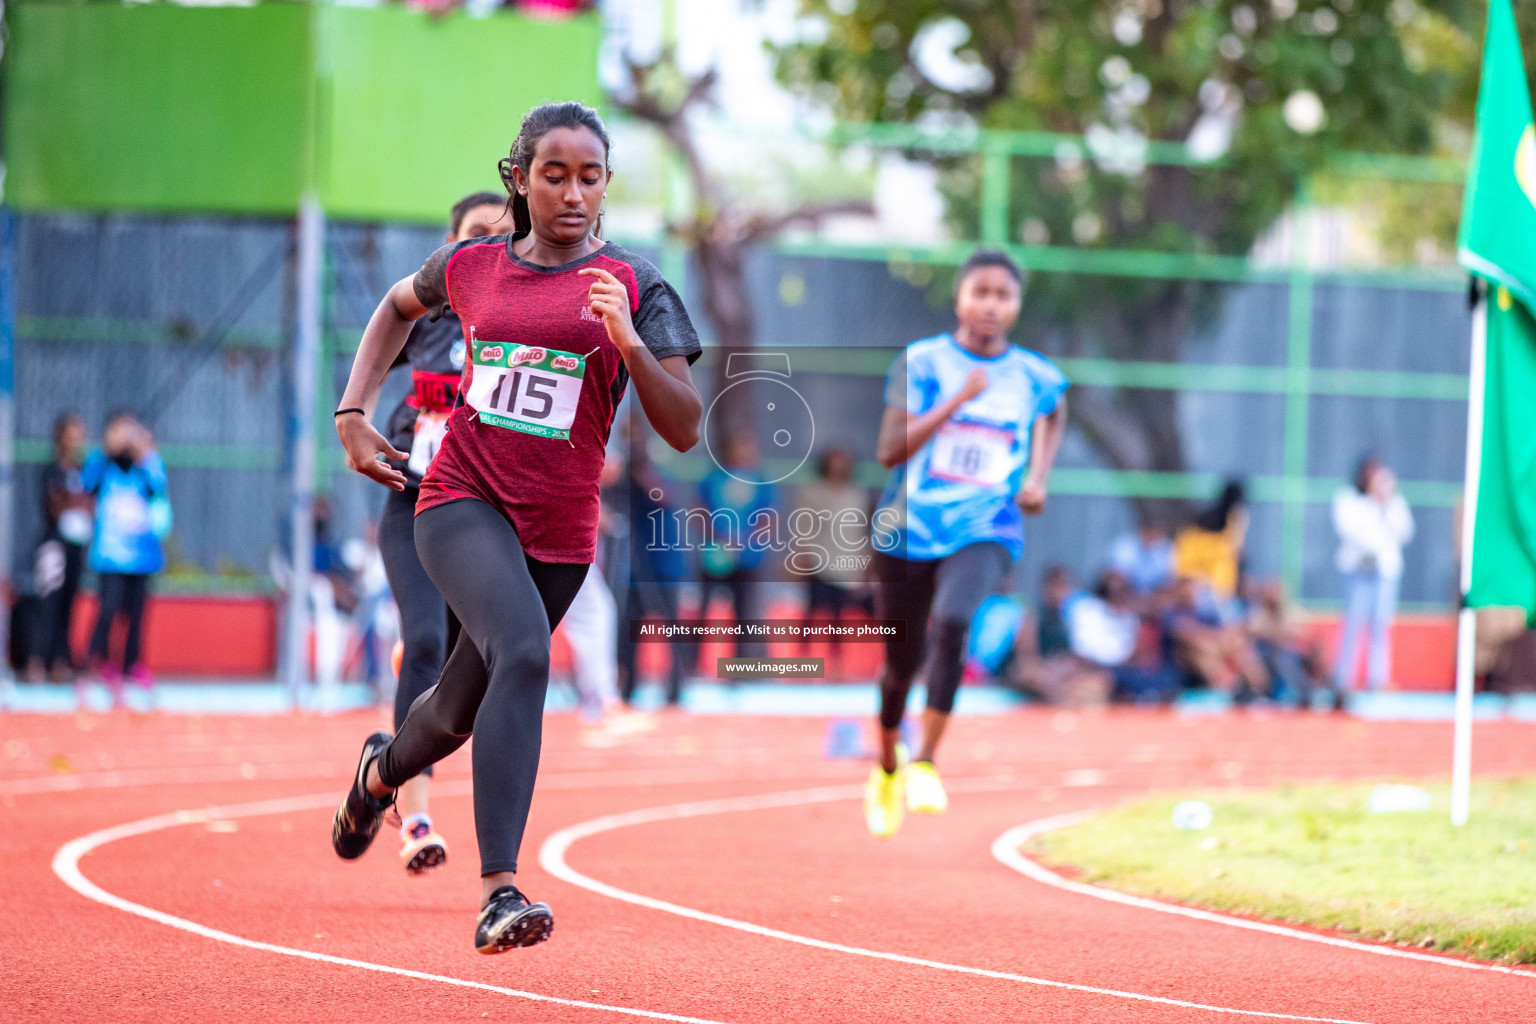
[3,707,1534,1023]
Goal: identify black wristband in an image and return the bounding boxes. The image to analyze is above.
[333,407,366,418]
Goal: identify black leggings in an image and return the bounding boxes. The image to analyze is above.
[36,539,85,669]
[90,572,150,672]
[377,486,462,776]
[375,498,587,876]
[872,542,1010,731]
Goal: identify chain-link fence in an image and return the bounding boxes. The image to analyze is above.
[10,210,1470,615]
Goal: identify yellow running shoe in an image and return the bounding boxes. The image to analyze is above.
[863,765,905,839]
[904,760,948,814]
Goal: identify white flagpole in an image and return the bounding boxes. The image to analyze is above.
[1451,291,1488,827]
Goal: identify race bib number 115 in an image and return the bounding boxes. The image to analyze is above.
[464,334,586,440]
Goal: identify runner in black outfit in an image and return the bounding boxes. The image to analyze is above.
[373,191,511,876]
[329,102,703,954]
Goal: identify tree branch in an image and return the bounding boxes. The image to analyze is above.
[613,54,723,211]
[742,199,876,245]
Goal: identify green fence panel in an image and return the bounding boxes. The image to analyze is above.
[3,3,311,215]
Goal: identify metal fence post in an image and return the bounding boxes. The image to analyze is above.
[981,135,1012,248]
[1281,183,1315,601]
[0,209,15,688]
[283,194,324,704]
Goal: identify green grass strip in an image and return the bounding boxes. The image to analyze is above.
[1027,778,1536,965]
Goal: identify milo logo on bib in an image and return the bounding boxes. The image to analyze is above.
[465,331,587,440]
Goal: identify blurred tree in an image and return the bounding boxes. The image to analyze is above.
[611,55,872,443]
[769,0,1523,523]
[1310,1,1536,266]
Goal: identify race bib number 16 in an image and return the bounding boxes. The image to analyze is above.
[929,421,1016,487]
[464,334,586,440]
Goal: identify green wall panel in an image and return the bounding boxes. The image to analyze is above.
[318,5,602,224]
[2,3,602,221]
[4,3,311,215]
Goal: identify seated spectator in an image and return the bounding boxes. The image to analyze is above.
[1066,570,1139,668]
[1107,520,1174,595]
[1247,580,1333,709]
[1037,565,1073,657]
[1067,569,1184,707]
[1174,481,1248,620]
[1163,574,1270,702]
[1008,566,1109,707]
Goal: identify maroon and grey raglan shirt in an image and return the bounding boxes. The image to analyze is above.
[410,235,701,563]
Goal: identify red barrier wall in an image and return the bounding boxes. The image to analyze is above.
[70,593,277,677]
[1299,613,1456,691]
[66,593,1461,689]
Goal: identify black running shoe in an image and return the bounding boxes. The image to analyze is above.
[331,731,394,860]
[474,885,554,954]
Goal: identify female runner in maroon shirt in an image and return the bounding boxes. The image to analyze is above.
[329,102,703,954]
[376,190,511,879]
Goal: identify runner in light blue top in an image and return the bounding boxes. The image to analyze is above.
[863,250,1069,839]
[873,332,1067,561]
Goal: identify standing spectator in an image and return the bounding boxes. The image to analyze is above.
[615,443,694,706]
[1107,519,1175,595]
[341,523,393,699]
[795,445,871,679]
[308,496,357,695]
[84,411,170,690]
[698,431,776,659]
[1332,457,1414,692]
[562,562,633,730]
[1174,480,1248,617]
[559,450,630,727]
[28,412,92,682]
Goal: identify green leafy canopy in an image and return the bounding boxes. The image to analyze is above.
[771,0,1467,260]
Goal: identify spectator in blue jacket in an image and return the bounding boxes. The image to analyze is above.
[83,411,170,688]
[614,445,695,706]
[697,431,778,659]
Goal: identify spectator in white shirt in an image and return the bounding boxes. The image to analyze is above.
[1066,571,1140,668]
[1332,458,1415,691]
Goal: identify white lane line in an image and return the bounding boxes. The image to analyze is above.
[3,762,345,795]
[992,816,1536,979]
[51,788,735,1024]
[537,783,1373,1024]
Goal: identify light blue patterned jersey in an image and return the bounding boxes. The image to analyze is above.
[81,449,169,575]
[873,334,1068,561]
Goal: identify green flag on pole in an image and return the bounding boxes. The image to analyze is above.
[1458,0,1536,613]
[1467,289,1536,611]
[1457,0,1536,307]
